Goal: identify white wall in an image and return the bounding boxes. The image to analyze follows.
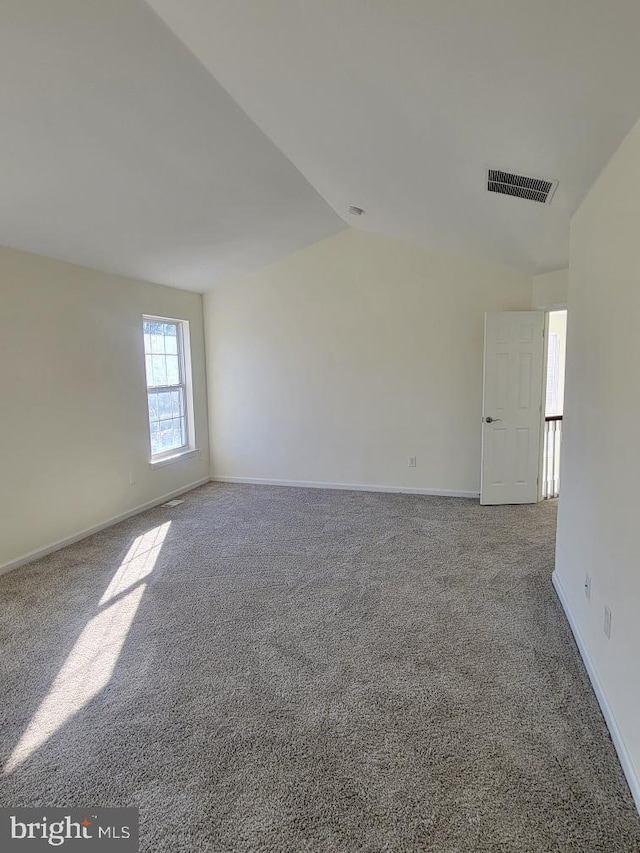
[204,228,531,495]
[546,310,567,416]
[555,118,640,808]
[0,247,210,571]
[533,268,568,309]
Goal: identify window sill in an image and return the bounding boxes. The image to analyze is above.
[149,449,200,468]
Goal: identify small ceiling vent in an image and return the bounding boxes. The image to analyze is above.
[488,169,557,204]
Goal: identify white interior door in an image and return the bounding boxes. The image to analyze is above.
[481,311,545,505]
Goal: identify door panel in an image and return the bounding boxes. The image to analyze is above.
[481,311,545,505]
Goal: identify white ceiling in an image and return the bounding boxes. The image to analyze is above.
[3,2,640,288]
[145,0,640,276]
[0,0,343,291]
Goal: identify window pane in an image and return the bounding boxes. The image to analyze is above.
[165,333,178,355]
[159,420,172,447]
[145,354,154,386]
[166,355,180,385]
[150,333,165,354]
[170,418,186,449]
[144,332,152,354]
[151,354,167,386]
[147,391,159,422]
[157,390,172,420]
[149,421,161,455]
[177,417,186,446]
[159,419,178,451]
[171,388,183,418]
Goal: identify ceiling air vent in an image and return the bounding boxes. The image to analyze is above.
[488,169,557,204]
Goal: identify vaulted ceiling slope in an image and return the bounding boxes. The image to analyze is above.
[0,0,344,291]
[145,0,640,275]
[3,2,640,291]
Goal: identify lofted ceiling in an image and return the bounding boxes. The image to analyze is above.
[3,1,640,289]
[0,0,343,291]
[145,0,640,276]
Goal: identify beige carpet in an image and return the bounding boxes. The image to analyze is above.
[0,483,638,852]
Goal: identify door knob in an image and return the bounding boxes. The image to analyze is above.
[485,416,501,423]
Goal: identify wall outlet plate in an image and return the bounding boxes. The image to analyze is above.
[408,455,417,468]
[584,573,591,600]
[604,605,612,639]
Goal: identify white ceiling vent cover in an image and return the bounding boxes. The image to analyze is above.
[488,169,557,204]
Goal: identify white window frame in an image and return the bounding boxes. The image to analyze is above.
[143,315,197,464]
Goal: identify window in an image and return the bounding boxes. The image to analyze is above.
[143,316,194,461]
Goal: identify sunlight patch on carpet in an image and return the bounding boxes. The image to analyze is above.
[3,522,170,774]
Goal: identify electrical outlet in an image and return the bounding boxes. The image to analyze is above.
[604,606,612,639]
[408,455,417,468]
[584,573,591,601]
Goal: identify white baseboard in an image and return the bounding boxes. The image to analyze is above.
[211,475,478,499]
[552,571,640,813]
[0,477,210,577]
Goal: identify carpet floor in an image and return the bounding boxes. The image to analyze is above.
[0,483,638,852]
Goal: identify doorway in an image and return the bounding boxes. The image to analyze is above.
[541,310,567,499]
